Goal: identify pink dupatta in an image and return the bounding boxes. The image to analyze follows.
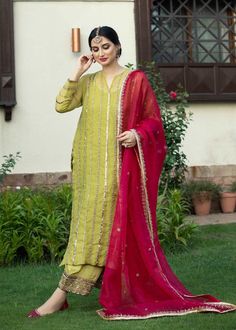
[97,70,236,320]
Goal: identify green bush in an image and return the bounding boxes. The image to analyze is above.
[0,152,21,184]
[182,180,221,203]
[141,62,192,192]
[0,185,197,264]
[0,185,72,265]
[157,189,198,250]
[230,181,236,192]
[126,62,191,191]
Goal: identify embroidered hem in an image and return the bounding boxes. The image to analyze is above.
[96,302,236,320]
[59,272,95,295]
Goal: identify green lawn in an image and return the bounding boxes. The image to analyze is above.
[1,224,236,330]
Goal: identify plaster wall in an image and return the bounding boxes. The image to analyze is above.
[184,103,236,167]
[1,1,236,175]
[0,1,136,173]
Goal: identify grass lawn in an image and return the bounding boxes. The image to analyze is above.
[1,224,236,330]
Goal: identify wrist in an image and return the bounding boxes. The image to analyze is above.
[69,69,83,82]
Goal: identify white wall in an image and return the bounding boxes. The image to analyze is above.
[1,1,236,174]
[0,1,136,173]
[183,103,236,166]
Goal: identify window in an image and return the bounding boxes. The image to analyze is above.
[135,0,236,101]
[0,0,16,120]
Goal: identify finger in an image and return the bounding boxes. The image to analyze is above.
[117,135,130,142]
[118,136,129,142]
[117,134,126,139]
[117,131,129,138]
[85,58,93,66]
[80,55,92,63]
[84,54,93,59]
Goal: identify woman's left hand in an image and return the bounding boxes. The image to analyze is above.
[117,130,137,148]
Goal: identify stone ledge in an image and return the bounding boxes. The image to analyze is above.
[1,164,236,190]
[2,171,71,188]
[186,165,236,188]
[187,212,236,226]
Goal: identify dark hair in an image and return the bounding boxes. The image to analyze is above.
[88,26,122,57]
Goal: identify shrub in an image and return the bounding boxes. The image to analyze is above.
[0,152,21,184]
[0,185,72,265]
[0,184,198,264]
[230,181,236,192]
[126,62,191,192]
[182,180,221,203]
[140,62,192,192]
[157,189,198,250]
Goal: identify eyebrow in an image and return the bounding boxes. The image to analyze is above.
[91,43,110,48]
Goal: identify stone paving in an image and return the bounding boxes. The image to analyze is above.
[187,212,236,226]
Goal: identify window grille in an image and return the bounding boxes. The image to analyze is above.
[135,0,236,101]
[151,0,236,64]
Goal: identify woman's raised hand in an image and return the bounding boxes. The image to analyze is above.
[69,54,94,81]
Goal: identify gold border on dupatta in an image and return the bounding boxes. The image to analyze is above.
[120,72,186,300]
[116,70,133,181]
[96,301,236,320]
[97,70,236,320]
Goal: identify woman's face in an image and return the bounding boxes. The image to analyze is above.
[90,36,119,67]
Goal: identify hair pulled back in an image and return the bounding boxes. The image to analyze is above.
[88,26,122,57]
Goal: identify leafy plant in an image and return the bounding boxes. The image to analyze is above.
[0,185,72,265]
[157,189,198,250]
[182,180,221,202]
[141,62,192,192]
[230,181,236,192]
[0,152,21,184]
[125,62,191,191]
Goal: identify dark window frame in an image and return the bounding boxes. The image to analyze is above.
[0,0,16,120]
[135,0,236,101]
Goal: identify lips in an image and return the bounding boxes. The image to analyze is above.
[99,58,108,62]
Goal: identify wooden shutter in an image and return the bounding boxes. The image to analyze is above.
[158,63,236,101]
[0,0,16,120]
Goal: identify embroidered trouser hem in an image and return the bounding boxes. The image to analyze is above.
[59,272,95,295]
[58,265,104,295]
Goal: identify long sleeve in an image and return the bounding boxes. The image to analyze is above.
[55,75,88,113]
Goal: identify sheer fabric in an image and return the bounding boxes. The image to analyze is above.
[97,70,236,320]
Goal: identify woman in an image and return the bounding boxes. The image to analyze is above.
[28,26,236,320]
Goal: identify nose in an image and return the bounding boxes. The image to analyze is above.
[99,48,104,57]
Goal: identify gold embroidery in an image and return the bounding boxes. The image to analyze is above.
[95,90,111,263]
[117,71,133,181]
[106,80,122,239]
[131,130,184,300]
[62,69,130,270]
[62,86,78,91]
[59,272,95,295]
[81,77,96,258]
[72,77,91,264]
[97,302,236,320]
[88,84,104,259]
[131,129,153,239]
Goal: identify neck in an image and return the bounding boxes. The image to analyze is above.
[101,61,123,76]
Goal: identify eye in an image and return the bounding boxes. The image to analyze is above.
[92,47,99,52]
[103,44,110,50]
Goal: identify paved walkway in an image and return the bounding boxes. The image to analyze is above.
[187,212,236,226]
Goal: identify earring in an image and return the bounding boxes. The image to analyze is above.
[116,48,120,58]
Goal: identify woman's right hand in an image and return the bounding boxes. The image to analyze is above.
[69,54,94,81]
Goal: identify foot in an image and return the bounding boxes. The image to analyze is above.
[27,288,68,318]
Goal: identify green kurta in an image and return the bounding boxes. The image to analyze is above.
[56,69,130,283]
